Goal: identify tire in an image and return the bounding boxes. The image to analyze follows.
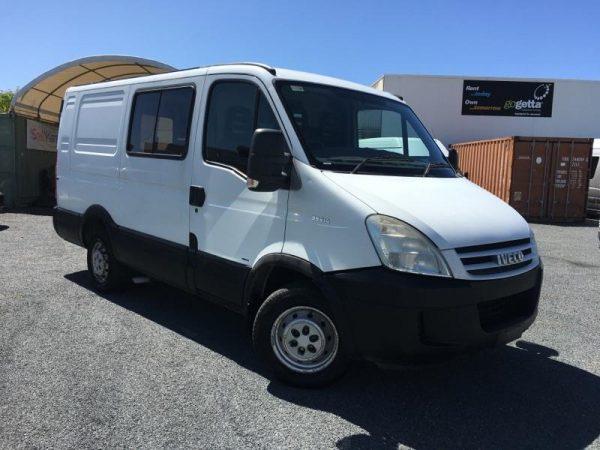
[86,230,129,292]
[252,283,349,387]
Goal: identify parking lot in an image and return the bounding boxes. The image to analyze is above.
[0,211,599,449]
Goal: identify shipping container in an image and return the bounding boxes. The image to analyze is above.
[452,136,593,222]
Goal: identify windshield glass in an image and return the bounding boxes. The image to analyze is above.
[276,81,455,177]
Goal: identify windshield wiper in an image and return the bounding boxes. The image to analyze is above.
[422,161,451,177]
[351,154,421,174]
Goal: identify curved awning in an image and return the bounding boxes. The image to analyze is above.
[11,55,176,124]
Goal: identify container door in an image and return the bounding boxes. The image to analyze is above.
[510,139,552,220]
[547,140,591,221]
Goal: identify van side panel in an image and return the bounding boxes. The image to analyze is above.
[115,78,204,246]
[59,89,128,215]
[283,161,381,272]
[71,90,125,177]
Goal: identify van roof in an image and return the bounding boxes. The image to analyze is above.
[65,62,401,102]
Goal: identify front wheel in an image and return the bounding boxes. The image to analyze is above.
[86,231,129,292]
[252,284,349,387]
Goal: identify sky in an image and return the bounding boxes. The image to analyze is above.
[1,0,599,91]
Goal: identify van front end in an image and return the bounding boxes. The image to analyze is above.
[326,256,542,363]
[284,159,543,366]
[274,77,543,380]
[312,205,543,363]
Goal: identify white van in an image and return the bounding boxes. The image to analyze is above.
[53,63,542,386]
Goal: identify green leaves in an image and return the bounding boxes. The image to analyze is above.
[0,91,14,113]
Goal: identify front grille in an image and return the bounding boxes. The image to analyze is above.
[456,238,534,276]
[478,286,538,332]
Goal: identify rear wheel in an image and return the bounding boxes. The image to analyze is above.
[252,283,349,387]
[86,231,129,292]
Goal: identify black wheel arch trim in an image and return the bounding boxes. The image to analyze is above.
[244,254,322,307]
[53,205,118,249]
[244,253,358,356]
[77,205,120,250]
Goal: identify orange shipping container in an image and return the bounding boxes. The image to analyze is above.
[452,137,593,222]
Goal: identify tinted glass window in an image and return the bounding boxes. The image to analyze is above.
[128,87,194,157]
[204,81,279,173]
[128,91,160,154]
[155,88,195,155]
[277,82,454,177]
[257,94,279,129]
[357,109,429,156]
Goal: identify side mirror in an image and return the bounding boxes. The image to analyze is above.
[448,148,459,170]
[247,129,291,192]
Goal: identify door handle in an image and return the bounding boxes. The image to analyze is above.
[189,186,206,207]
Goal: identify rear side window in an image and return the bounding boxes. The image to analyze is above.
[204,81,279,173]
[127,86,195,158]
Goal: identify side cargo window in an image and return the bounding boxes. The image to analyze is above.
[127,86,195,158]
[204,81,279,173]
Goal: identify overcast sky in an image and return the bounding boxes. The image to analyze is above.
[1,0,599,91]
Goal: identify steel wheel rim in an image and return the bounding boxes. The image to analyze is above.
[271,306,339,374]
[91,240,109,284]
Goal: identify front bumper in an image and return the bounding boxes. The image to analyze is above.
[325,263,543,362]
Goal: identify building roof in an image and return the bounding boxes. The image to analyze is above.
[10,55,176,124]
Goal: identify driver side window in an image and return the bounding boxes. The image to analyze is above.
[204,81,279,173]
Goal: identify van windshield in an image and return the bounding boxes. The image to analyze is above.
[276,81,455,177]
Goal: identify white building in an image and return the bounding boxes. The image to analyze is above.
[372,75,600,146]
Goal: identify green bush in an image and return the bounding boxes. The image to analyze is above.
[0,91,14,113]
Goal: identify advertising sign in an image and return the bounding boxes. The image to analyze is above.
[26,119,58,152]
[462,80,554,117]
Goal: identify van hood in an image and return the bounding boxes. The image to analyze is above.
[323,172,531,250]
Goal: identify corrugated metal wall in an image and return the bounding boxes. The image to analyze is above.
[14,116,57,206]
[0,114,16,207]
[452,137,514,203]
[453,136,592,222]
[0,115,57,208]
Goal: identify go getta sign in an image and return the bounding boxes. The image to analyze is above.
[462,80,554,117]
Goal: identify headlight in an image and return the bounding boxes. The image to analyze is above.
[366,215,452,277]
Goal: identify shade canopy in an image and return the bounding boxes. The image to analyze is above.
[11,55,176,124]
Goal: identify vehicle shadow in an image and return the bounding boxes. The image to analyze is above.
[65,271,600,449]
[65,271,266,375]
[270,341,600,449]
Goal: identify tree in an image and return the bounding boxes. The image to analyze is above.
[0,91,14,113]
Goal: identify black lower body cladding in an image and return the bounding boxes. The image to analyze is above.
[325,264,543,362]
[53,207,84,247]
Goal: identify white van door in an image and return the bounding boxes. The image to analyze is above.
[116,83,199,289]
[189,75,288,306]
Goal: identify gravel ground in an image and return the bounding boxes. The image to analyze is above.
[0,211,599,449]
